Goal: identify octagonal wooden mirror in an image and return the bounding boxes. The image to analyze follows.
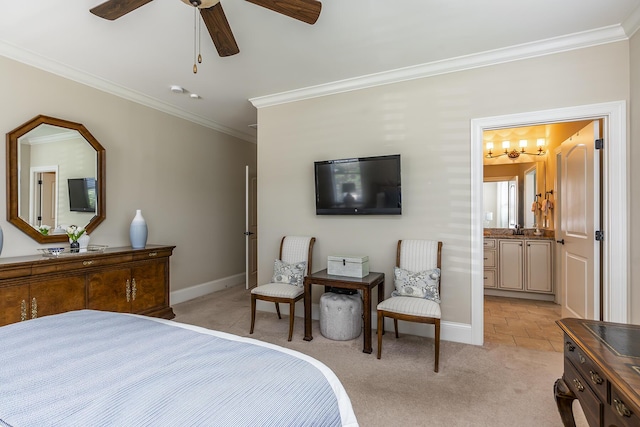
[6,115,106,243]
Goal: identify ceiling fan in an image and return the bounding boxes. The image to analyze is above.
[90,0,322,57]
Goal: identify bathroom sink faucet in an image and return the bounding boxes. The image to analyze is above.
[513,225,524,235]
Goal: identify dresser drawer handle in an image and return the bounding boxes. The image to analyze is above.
[148,252,158,257]
[83,260,94,266]
[565,342,575,352]
[614,398,632,418]
[578,353,586,364]
[572,378,584,392]
[589,370,603,385]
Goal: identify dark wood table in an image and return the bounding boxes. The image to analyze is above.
[303,269,384,354]
[554,318,640,427]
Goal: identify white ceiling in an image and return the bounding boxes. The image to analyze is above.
[1,1,639,143]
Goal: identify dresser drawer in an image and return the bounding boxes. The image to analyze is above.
[605,385,640,427]
[132,247,173,261]
[32,254,133,275]
[564,358,603,425]
[564,336,607,403]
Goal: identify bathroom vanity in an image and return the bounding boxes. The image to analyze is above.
[484,230,554,300]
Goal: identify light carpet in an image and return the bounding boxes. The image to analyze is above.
[173,285,588,427]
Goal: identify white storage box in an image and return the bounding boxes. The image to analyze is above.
[327,255,370,278]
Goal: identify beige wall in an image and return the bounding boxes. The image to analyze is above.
[257,41,631,330]
[630,30,640,324]
[0,56,257,296]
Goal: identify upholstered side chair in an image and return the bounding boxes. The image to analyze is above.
[377,239,443,372]
[250,236,316,341]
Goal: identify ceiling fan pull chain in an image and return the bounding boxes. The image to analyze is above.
[193,7,198,73]
[197,8,203,65]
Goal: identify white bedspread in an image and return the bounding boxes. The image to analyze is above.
[0,310,358,427]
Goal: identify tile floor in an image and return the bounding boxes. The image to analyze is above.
[484,295,565,352]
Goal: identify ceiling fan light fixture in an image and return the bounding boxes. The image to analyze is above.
[180,0,220,8]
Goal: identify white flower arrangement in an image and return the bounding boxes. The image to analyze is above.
[37,224,51,235]
[66,225,86,242]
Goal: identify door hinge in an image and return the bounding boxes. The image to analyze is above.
[37,179,43,185]
[595,230,604,241]
[595,138,604,150]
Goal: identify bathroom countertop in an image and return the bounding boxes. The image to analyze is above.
[483,228,555,240]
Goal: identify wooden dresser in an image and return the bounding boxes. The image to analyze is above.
[0,245,175,326]
[555,318,640,427]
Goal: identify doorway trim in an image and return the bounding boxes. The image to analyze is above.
[470,101,627,345]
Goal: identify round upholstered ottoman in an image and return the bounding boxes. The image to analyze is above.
[319,292,363,341]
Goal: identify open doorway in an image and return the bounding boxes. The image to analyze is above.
[29,166,58,228]
[481,121,593,350]
[470,101,628,346]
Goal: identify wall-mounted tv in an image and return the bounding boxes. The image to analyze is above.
[68,178,96,213]
[314,154,401,215]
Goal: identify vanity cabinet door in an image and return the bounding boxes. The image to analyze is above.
[0,283,30,326]
[130,259,168,314]
[498,240,523,290]
[525,240,552,293]
[30,275,86,319]
[87,267,132,313]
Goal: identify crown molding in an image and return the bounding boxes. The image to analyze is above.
[622,5,640,37]
[26,130,79,145]
[0,40,256,144]
[250,25,628,109]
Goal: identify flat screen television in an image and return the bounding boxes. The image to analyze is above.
[314,154,401,215]
[68,178,96,213]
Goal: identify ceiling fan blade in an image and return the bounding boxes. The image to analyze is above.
[200,3,240,57]
[246,0,321,25]
[90,0,154,20]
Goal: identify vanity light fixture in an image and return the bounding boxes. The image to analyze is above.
[485,139,546,158]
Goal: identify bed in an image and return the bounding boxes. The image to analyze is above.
[0,310,358,427]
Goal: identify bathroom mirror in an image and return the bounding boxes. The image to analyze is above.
[483,161,546,229]
[6,115,106,243]
[483,176,518,228]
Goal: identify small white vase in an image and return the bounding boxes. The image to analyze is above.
[129,209,148,249]
[78,233,90,252]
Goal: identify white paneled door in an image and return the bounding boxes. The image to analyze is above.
[245,166,258,289]
[560,121,600,320]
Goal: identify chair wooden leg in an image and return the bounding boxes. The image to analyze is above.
[393,318,399,338]
[287,301,295,342]
[250,294,256,334]
[434,319,440,373]
[377,311,384,359]
[275,302,281,319]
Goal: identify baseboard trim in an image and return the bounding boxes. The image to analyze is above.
[255,300,474,345]
[171,274,245,305]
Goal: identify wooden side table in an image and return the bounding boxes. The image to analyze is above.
[303,269,384,354]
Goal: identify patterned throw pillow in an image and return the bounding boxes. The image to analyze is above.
[392,267,441,302]
[272,260,307,287]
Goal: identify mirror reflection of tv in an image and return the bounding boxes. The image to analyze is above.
[68,178,96,213]
[314,154,401,215]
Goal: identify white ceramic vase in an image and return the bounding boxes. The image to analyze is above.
[129,209,148,249]
[78,233,90,252]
